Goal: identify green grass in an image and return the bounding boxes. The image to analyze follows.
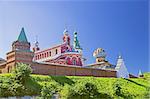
[0,73,150,98]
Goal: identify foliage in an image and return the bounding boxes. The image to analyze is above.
[0,72,149,98]
[39,82,60,99]
[113,80,122,96]
[12,63,32,84]
[0,63,40,97]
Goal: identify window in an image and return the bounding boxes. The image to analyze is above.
[36,56,38,60]
[45,53,46,58]
[73,59,76,65]
[38,55,39,59]
[47,52,49,57]
[49,51,51,56]
[40,54,42,59]
[56,49,58,54]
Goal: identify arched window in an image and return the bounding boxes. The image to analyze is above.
[47,52,49,57]
[36,56,38,60]
[42,54,44,58]
[49,51,51,56]
[44,53,46,58]
[72,57,77,65]
[73,59,76,65]
[56,49,58,55]
[66,57,71,65]
[78,58,82,66]
[40,54,42,59]
[38,55,39,59]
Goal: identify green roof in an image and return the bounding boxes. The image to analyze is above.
[17,27,28,42]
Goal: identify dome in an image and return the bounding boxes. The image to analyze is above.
[93,48,106,58]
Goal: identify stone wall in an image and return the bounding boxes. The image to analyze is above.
[31,62,116,77]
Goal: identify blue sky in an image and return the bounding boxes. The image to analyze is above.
[0,0,149,75]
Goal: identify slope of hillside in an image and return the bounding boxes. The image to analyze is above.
[0,73,150,98]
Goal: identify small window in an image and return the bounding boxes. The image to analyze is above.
[47,52,49,57]
[45,53,46,57]
[56,49,58,54]
[49,51,51,56]
[73,59,76,65]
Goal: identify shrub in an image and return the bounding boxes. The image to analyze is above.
[12,63,32,84]
[60,81,100,99]
[59,84,74,99]
[73,82,100,99]
[40,82,60,99]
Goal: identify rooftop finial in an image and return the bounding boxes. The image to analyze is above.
[33,35,40,52]
[138,69,143,76]
[63,25,69,35]
[118,52,122,59]
[35,35,39,47]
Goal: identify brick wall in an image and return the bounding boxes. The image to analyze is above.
[31,62,117,77]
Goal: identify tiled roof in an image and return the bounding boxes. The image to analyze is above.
[17,27,28,42]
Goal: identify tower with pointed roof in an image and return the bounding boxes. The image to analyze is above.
[115,55,129,78]
[12,27,30,51]
[5,27,34,73]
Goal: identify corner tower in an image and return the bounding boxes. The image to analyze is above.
[5,28,34,73]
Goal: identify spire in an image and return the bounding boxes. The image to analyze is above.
[138,70,143,77]
[17,27,28,42]
[63,28,68,35]
[73,31,82,49]
[118,53,122,59]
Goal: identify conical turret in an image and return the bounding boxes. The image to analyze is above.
[17,27,28,42]
[115,54,129,78]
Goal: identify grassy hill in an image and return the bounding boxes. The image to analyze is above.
[0,72,149,99]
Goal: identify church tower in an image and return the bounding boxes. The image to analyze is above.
[5,27,34,73]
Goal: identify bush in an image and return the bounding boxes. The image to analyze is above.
[40,82,60,99]
[60,81,100,99]
[59,84,74,99]
[12,63,32,84]
[0,63,34,97]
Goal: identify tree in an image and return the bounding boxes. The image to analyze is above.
[12,63,32,84]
